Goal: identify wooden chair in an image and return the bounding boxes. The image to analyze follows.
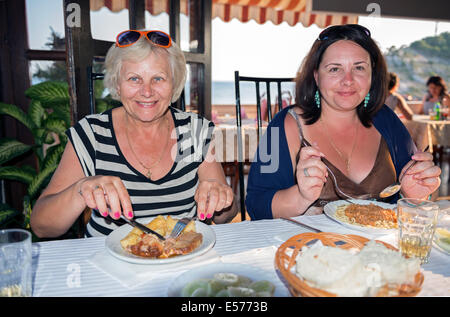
[234,70,294,221]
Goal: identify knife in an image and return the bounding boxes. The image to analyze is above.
[281,217,322,233]
[120,216,166,241]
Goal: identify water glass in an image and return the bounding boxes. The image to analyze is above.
[0,229,32,297]
[397,198,439,264]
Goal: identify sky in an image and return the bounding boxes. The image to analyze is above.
[26,0,450,82]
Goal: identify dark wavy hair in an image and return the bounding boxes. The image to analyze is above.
[425,76,448,100]
[388,72,398,91]
[295,24,388,128]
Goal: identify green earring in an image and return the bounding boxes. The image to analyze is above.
[315,90,320,108]
[364,93,370,108]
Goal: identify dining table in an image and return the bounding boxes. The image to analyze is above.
[30,205,450,297]
[403,115,450,152]
[213,118,267,163]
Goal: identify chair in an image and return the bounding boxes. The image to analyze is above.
[234,70,294,221]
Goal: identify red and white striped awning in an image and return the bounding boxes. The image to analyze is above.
[90,0,358,28]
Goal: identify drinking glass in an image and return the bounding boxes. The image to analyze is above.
[397,198,439,264]
[0,229,32,297]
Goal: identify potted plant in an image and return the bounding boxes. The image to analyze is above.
[0,81,115,239]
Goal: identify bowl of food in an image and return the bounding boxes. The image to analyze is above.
[167,263,288,297]
[274,232,423,297]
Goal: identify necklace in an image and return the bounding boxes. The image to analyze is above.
[125,116,170,180]
[320,117,358,173]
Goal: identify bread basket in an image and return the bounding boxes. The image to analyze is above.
[274,232,424,297]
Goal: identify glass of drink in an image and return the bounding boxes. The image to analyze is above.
[397,198,439,264]
[428,109,436,120]
[441,107,449,120]
[0,229,32,297]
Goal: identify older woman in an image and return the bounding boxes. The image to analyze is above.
[246,24,441,220]
[31,30,236,237]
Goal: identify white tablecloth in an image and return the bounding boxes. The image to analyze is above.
[31,215,450,297]
[404,115,450,150]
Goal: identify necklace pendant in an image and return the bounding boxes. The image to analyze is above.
[146,170,152,179]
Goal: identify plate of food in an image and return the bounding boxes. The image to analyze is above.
[275,232,423,297]
[167,263,289,297]
[105,215,216,264]
[433,228,450,255]
[324,199,398,234]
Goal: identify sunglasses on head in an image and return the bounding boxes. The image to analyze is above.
[317,24,371,41]
[116,30,172,48]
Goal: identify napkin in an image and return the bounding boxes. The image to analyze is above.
[87,249,220,289]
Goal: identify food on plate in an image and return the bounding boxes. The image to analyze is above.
[434,228,450,252]
[181,273,275,297]
[295,240,421,297]
[120,215,202,258]
[335,203,398,229]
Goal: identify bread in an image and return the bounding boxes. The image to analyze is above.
[294,240,421,297]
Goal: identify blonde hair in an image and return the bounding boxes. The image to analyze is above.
[104,33,187,103]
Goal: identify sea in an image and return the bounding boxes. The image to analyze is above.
[31,77,296,106]
[208,81,295,105]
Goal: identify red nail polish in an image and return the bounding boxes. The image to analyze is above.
[114,211,120,219]
[199,213,205,220]
[128,211,134,218]
[207,213,213,219]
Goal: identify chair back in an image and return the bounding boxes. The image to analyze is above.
[234,71,294,220]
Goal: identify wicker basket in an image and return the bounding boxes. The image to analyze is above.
[274,232,424,297]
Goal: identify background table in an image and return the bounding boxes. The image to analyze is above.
[31,213,449,297]
[404,115,450,150]
[214,118,267,163]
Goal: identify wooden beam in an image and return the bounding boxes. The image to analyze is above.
[129,0,146,30]
[64,0,94,123]
[0,0,34,210]
[25,49,66,61]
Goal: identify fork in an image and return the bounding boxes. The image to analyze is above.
[301,139,368,202]
[169,216,197,238]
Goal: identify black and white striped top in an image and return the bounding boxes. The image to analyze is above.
[66,107,214,237]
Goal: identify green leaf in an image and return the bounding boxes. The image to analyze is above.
[43,132,56,145]
[0,166,35,184]
[27,164,57,199]
[0,203,20,227]
[0,138,33,165]
[28,100,46,128]
[43,118,67,135]
[42,144,64,170]
[23,196,32,230]
[48,103,71,126]
[25,81,70,105]
[0,102,36,131]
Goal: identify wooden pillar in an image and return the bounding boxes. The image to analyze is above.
[63,0,94,123]
[0,0,34,210]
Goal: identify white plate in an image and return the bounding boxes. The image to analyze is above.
[167,263,290,297]
[105,218,216,264]
[433,239,450,255]
[324,199,398,235]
